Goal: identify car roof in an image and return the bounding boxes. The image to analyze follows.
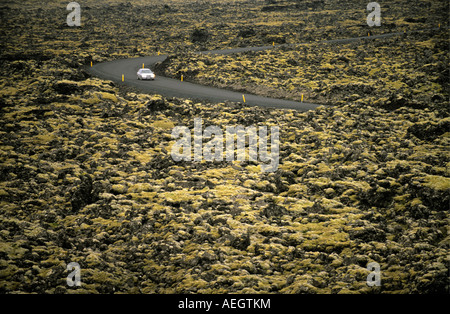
[139,68,152,71]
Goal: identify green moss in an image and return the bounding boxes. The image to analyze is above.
[97,92,118,103]
[0,241,28,259]
[82,94,101,105]
[127,150,153,164]
[333,179,371,192]
[422,175,450,190]
[151,120,175,130]
[410,198,422,206]
[0,86,18,96]
[288,199,314,212]
[0,264,19,280]
[159,190,204,203]
[111,184,127,194]
[128,183,153,193]
[213,184,246,198]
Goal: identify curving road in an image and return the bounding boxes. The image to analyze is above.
[87,53,319,111]
[87,28,441,111]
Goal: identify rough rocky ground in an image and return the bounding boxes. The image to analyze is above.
[0,0,449,294]
[1,84,448,293]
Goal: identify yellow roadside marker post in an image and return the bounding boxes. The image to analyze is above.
[122,74,124,82]
[90,61,92,67]
[242,95,246,103]
[142,63,145,69]
[181,75,183,82]
[301,94,304,103]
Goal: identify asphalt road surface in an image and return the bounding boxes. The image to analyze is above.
[88,53,319,111]
[87,28,441,111]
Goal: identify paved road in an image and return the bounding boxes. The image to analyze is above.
[88,53,319,111]
[87,28,441,111]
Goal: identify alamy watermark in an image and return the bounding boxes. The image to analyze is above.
[367,2,381,27]
[366,262,381,286]
[171,118,279,172]
[66,262,81,287]
[67,2,81,27]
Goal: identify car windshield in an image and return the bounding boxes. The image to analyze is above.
[141,69,152,73]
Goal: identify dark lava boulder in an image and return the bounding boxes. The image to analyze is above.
[52,81,82,95]
[407,119,450,141]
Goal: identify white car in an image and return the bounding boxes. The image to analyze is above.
[137,68,155,80]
